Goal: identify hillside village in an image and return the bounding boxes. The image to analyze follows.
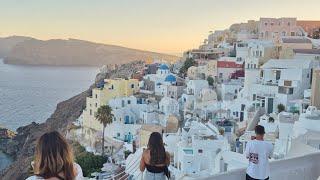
[69,17,320,179]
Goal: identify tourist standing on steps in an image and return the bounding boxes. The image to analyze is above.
[140,132,171,180]
[26,131,83,180]
[245,125,273,180]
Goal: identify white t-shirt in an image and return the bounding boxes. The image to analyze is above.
[245,140,273,179]
[25,163,83,180]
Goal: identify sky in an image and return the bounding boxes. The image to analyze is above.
[1,0,320,55]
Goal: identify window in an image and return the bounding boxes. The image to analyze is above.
[111,85,114,89]
[291,32,295,36]
[282,31,286,36]
[284,80,292,86]
[128,100,131,104]
[271,23,274,26]
[288,22,290,26]
[278,87,294,94]
[265,22,268,26]
[288,88,294,94]
[131,84,135,88]
[241,104,245,111]
[95,94,98,99]
[90,109,92,115]
[275,70,281,80]
[95,103,97,107]
[253,94,256,101]
[198,149,203,153]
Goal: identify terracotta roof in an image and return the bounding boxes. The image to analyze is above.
[217,61,243,68]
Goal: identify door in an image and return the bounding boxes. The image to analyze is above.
[267,98,274,114]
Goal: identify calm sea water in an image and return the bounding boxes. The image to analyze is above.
[0,59,98,170]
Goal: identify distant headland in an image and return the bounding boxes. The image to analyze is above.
[0,36,179,66]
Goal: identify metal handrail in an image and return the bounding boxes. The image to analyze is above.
[114,155,141,180]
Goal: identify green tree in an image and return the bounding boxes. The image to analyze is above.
[75,151,107,177]
[207,76,214,86]
[95,105,113,156]
[277,104,285,113]
[179,57,196,77]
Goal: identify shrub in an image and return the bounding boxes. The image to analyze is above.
[75,152,107,177]
[73,142,107,177]
[277,104,285,113]
[207,76,214,86]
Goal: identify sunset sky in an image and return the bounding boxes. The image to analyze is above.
[1,0,320,55]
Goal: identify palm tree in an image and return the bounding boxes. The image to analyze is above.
[95,105,113,156]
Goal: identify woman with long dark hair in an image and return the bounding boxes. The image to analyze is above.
[26,131,83,180]
[140,132,170,180]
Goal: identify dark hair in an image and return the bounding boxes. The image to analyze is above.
[255,125,265,135]
[34,131,76,180]
[147,132,166,165]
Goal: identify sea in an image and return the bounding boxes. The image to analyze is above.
[0,59,98,171]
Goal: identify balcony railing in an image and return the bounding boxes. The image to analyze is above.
[201,152,320,180]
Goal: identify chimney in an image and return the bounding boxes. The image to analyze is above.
[219,157,225,173]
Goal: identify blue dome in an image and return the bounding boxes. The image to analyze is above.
[165,74,176,82]
[159,64,169,70]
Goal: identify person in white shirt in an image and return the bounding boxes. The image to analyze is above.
[26,131,83,180]
[245,125,273,180]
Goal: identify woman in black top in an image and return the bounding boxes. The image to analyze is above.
[140,132,170,180]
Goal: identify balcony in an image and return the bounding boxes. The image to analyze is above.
[201,152,320,180]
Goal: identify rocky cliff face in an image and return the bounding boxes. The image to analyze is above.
[0,88,91,180]
[0,61,144,180]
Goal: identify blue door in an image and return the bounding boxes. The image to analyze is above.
[125,115,130,124]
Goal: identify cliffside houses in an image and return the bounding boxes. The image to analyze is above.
[75,16,320,179]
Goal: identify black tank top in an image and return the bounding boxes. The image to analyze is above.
[145,164,166,173]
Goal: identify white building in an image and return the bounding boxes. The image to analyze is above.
[186,80,209,98]
[159,97,179,116]
[220,80,243,101]
[250,59,316,114]
[245,40,276,69]
[180,80,210,112]
[108,96,138,109]
[165,121,230,179]
[292,106,320,149]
